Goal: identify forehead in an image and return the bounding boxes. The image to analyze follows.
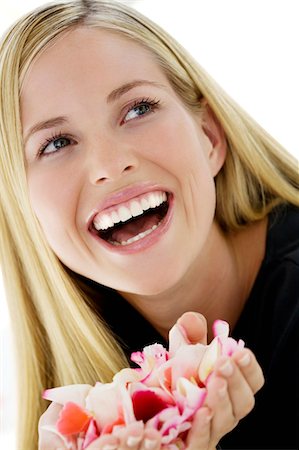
[21,27,168,103]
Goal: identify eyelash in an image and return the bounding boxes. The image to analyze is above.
[37,96,161,158]
[37,132,74,158]
[121,97,161,124]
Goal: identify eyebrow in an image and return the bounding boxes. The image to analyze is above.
[24,116,68,145]
[107,79,167,103]
[24,80,166,144]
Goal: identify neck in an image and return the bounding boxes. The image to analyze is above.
[120,218,267,341]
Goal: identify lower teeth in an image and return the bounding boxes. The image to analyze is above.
[109,221,162,246]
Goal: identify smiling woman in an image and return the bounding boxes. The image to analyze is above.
[0,1,298,450]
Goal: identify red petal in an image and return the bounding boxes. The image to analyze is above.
[132,390,168,422]
[57,402,91,436]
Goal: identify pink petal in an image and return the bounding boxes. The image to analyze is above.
[212,320,229,338]
[146,406,180,430]
[85,382,122,430]
[131,351,145,367]
[82,419,100,449]
[198,337,221,383]
[113,367,142,385]
[162,343,206,389]
[220,336,245,356]
[168,324,190,356]
[42,384,92,407]
[175,378,207,411]
[130,344,169,385]
[143,344,168,366]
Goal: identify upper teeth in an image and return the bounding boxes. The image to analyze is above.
[93,191,167,231]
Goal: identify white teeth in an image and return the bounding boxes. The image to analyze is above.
[130,200,143,217]
[111,211,120,224]
[118,206,131,222]
[141,198,150,211]
[93,214,114,231]
[93,190,168,231]
[110,222,160,246]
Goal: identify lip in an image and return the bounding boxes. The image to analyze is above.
[86,182,171,229]
[88,188,174,254]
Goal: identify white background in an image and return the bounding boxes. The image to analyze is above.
[1,1,298,448]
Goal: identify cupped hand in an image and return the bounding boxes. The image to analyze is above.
[85,416,215,450]
[177,312,265,448]
[203,348,264,445]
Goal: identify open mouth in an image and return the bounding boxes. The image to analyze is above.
[90,191,170,247]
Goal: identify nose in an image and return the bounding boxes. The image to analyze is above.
[86,136,139,185]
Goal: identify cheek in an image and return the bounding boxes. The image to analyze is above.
[139,115,209,173]
[27,169,76,245]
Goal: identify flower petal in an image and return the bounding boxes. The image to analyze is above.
[212,320,229,338]
[131,389,169,422]
[175,378,207,411]
[198,337,221,383]
[168,324,190,356]
[43,384,91,407]
[82,419,100,449]
[85,382,122,430]
[56,401,91,436]
[113,367,141,385]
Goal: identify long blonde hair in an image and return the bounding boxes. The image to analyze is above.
[0,1,298,448]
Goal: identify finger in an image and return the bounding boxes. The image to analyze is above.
[116,421,144,449]
[177,312,207,344]
[140,428,161,450]
[205,375,237,441]
[86,434,119,450]
[214,356,255,420]
[186,406,212,450]
[232,349,265,394]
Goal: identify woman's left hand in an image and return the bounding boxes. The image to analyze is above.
[178,312,265,449]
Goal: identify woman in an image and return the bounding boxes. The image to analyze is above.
[0,1,298,449]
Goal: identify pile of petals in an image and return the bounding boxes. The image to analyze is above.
[41,320,244,449]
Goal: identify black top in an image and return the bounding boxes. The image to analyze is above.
[220,204,299,450]
[83,203,299,450]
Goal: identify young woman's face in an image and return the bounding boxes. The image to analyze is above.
[21,27,225,295]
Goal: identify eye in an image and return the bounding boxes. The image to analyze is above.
[38,133,75,157]
[122,98,160,124]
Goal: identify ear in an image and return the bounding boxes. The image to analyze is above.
[200,99,227,177]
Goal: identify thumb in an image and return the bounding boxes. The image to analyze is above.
[177,312,207,345]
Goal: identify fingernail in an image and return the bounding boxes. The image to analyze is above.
[177,311,204,326]
[103,445,118,450]
[144,439,158,449]
[127,435,143,447]
[219,359,233,376]
[238,352,251,367]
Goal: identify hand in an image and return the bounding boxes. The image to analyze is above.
[203,348,264,446]
[177,312,265,449]
[84,422,161,449]
[85,416,215,450]
[39,403,215,450]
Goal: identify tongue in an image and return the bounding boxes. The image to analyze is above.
[111,213,160,243]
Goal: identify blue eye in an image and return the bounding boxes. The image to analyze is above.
[123,98,160,123]
[39,134,73,157]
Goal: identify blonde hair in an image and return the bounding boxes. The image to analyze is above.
[0,1,298,448]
